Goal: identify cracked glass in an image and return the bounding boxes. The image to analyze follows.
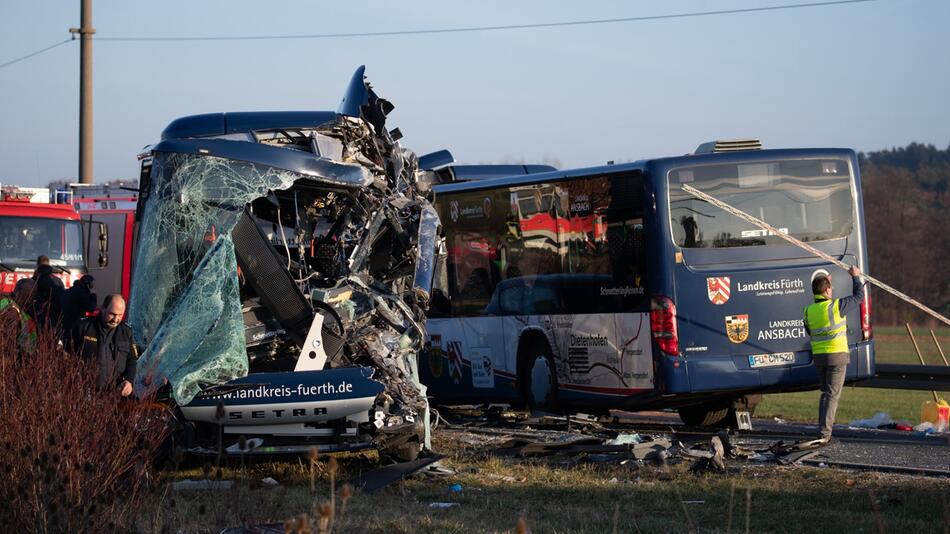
[130,152,303,403]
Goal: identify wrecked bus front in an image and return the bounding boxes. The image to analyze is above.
[130,67,438,458]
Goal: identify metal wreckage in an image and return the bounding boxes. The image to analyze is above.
[130,67,445,460]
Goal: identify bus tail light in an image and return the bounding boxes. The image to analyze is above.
[650,295,679,355]
[860,287,872,340]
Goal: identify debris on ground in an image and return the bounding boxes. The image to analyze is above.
[849,412,893,429]
[171,479,235,491]
[420,462,456,478]
[689,435,726,473]
[260,477,280,487]
[437,409,950,479]
[913,421,944,434]
[349,456,443,494]
[429,502,461,509]
[606,433,644,445]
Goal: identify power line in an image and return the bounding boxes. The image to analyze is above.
[0,39,73,70]
[0,0,880,68]
[96,0,877,42]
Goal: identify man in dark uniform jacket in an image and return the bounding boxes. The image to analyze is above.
[71,293,138,397]
[61,274,97,337]
[32,263,65,330]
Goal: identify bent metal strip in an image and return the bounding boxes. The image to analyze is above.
[680,184,950,327]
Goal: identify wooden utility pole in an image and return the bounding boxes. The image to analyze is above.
[70,0,95,184]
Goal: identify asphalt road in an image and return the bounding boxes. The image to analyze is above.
[612,411,950,474]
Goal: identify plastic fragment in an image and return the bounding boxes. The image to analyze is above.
[848,412,892,429]
[605,433,644,445]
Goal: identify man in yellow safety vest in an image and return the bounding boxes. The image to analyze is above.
[803,265,865,443]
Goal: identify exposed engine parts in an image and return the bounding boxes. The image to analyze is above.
[130,66,441,458]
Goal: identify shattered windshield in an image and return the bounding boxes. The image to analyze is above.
[130,152,304,403]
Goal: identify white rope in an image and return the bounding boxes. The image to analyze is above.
[680,184,950,326]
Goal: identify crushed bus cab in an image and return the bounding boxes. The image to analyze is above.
[130,67,441,460]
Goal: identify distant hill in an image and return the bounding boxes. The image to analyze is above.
[859,143,949,326]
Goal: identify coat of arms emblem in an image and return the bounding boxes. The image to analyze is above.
[725,314,749,344]
[706,277,731,305]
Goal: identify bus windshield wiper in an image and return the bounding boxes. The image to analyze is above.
[0,262,14,272]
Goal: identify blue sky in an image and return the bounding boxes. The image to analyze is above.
[1,0,948,186]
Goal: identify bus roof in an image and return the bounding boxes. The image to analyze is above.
[0,201,81,220]
[162,111,339,140]
[432,147,856,194]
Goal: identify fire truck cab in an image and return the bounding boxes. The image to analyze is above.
[0,186,107,295]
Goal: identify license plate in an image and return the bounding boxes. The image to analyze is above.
[748,352,796,368]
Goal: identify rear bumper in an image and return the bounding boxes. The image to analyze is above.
[662,340,875,395]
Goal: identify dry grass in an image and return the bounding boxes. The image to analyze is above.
[0,321,169,532]
[140,432,950,533]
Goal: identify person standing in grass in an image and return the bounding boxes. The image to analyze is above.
[60,274,97,337]
[803,265,865,443]
[0,278,38,354]
[70,293,138,397]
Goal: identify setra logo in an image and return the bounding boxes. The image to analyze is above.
[706,277,731,305]
[724,314,750,344]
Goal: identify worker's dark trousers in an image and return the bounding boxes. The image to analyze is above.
[816,363,848,439]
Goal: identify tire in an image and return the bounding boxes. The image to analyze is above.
[521,341,559,414]
[678,405,730,427]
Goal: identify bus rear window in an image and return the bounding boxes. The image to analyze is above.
[668,159,853,248]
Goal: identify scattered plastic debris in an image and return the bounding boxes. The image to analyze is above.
[429,502,461,509]
[448,484,463,492]
[606,433,644,445]
[171,479,235,491]
[226,438,264,453]
[913,421,942,434]
[421,462,457,478]
[260,477,280,487]
[849,412,892,429]
[689,436,726,473]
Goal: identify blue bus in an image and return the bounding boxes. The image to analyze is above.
[421,140,874,426]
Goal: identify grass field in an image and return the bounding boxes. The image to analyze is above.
[756,326,950,424]
[147,436,950,533]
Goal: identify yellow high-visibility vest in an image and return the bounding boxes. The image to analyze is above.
[804,297,848,354]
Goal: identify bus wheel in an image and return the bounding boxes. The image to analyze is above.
[522,343,559,414]
[677,404,730,427]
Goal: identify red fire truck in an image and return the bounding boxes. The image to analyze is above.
[64,184,137,302]
[1,187,84,293]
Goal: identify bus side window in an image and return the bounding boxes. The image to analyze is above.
[559,173,648,313]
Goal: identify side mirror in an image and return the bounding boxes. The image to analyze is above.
[97,222,109,268]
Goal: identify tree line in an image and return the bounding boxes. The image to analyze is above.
[859,143,950,326]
